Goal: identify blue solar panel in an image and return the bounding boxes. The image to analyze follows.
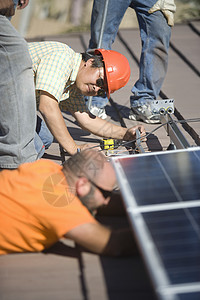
[112,148,200,300]
[143,208,200,285]
[115,150,200,206]
[178,292,200,300]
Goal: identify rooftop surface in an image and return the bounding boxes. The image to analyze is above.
[0,21,199,300]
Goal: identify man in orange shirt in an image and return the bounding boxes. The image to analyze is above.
[0,150,138,256]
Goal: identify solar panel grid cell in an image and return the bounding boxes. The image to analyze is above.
[117,150,200,206]
[178,292,200,300]
[143,208,200,285]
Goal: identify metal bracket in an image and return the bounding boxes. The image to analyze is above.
[160,113,191,149]
[135,129,145,153]
[150,99,174,115]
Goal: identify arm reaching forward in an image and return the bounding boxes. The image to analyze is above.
[65,222,139,257]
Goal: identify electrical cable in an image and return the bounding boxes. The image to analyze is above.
[124,117,200,153]
[84,117,200,153]
[122,117,200,149]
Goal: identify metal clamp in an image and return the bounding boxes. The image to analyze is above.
[135,129,145,153]
[150,99,175,116]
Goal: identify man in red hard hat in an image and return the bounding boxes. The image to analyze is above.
[94,48,131,99]
[28,41,145,157]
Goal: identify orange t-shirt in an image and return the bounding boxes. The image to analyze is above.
[0,159,96,255]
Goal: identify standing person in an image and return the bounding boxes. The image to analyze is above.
[70,0,87,26]
[0,0,38,170]
[28,42,146,155]
[88,0,176,123]
[0,150,138,256]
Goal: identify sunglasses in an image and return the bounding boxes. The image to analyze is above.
[89,179,113,199]
[96,76,106,97]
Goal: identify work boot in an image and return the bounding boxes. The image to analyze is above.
[129,100,161,124]
[90,106,107,120]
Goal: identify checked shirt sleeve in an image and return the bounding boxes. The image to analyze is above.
[35,51,73,102]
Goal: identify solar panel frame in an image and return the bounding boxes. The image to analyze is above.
[111,147,200,300]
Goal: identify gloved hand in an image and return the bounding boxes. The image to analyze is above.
[148,0,176,26]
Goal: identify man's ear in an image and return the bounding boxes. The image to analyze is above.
[76,177,91,197]
[85,58,93,67]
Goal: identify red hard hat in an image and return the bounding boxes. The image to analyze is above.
[95,49,131,99]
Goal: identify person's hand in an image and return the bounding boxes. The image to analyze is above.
[123,125,146,142]
[148,0,176,26]
[77,143,100,152]
[0,0,15,17]
[17,0,29,10]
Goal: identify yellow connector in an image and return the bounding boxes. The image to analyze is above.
[100,139,116,150]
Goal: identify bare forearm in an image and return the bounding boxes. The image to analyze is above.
[41,109,78,155]
[39,92,78,155]
[89,118,126,140]
[76,112,127,140]
[75,228,139,257]
[66,223,139,257]
[102,228,139,257]
[75,112,146,142]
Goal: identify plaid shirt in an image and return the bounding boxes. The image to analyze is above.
[28,41,88,113]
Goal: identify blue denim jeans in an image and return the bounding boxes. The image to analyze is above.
[85,95,108,109]
[88,0,171,108]
[1,12,53,166]
[0,16,37,169]
[34,116,54,159]
[13,0,19,9]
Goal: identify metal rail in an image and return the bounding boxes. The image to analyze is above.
[160,113,191,149]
